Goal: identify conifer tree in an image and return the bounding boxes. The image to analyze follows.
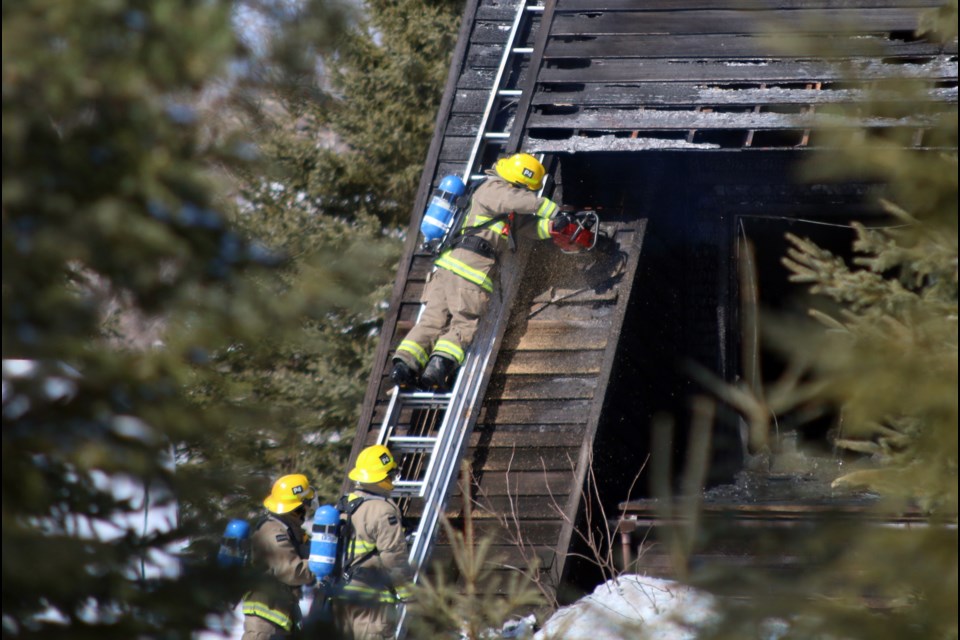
[256,0,463,228]
[700,4,957,638]
[1,0,378,635]
[779,3,957,512]
[202,0,464,502]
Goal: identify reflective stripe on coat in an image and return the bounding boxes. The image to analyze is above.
[435,174,557,289]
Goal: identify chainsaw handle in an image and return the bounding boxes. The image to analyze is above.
[559,211,599,254]
[574,211,598,231]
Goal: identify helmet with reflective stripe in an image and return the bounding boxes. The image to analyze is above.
[263,473,315,514]
[494,153,545,191]
[348,445,398,484]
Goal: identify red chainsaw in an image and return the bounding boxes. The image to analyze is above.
[550,210,600,254]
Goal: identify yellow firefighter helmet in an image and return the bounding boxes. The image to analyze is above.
[494,153,545,191]
[348,445,398,485]
[263,473,315,514]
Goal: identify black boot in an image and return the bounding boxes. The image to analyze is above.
[390,359,418,390]
[420,355,457,392]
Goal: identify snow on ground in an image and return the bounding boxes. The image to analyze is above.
[534,575,718,640]
[198,575,753,639]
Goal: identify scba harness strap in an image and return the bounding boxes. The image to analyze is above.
[335,495,376,582]
[455,234,496,260]
[328,494,405,604]
[435,179,518,257]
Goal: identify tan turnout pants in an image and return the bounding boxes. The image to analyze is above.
[242,614,290,640]
[332,601,396,639]
[395,267,490,370]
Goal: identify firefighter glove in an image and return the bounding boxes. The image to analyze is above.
[551,212,572,230]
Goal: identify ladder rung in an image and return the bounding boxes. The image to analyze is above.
[484,132,510,139]
[397,391,453,400]
[396,391,453,409]
[512,47,533,54]
[388,435,439,453]
[526,5,544,11]
[392,481,426,497]
[498,89,522,97]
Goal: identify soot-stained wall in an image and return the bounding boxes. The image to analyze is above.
[556,150,879,500]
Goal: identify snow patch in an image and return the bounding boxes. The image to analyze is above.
[534,576,717,640]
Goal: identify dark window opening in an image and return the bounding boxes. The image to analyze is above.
[555,149,884,507]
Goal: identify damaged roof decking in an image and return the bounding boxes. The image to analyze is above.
[518,0,958,152]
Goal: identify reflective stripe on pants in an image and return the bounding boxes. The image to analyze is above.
[242,601,293,632]
[435,252,494,292]
[393,268,489,372]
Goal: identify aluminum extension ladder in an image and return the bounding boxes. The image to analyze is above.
[374,2,546,636]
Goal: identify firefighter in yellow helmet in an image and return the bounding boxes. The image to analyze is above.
[241,474,317,640]
[391,153,562,391]
[331,445,413,639]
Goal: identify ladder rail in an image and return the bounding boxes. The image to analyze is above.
[462,2,543,183]
[407,327,487,574]
[388,376,466,498]
[404,156,550,575]
[392,250,526,638]
[384,3,546,637]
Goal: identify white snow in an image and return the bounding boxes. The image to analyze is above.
[534,575,718,640]
[196,576,724,639]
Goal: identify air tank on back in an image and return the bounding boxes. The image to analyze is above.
[420,175,466,245]
[217,518,251,568]
[308,504,341,580]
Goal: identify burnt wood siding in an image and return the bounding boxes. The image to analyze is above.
[517,0,956,151]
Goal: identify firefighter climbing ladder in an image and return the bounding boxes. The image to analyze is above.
[373,1,546,636]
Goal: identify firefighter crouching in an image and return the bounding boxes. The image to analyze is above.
[242,474,317,640]
[332,445,413,639]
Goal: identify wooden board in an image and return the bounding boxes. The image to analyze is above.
[556,0,941,10]
[536,58,956,84]
[550,9,924,36]
[533,84,958,108]
[477,398,595,425]
[502,319,611,351]
[486,373,600,400]
[528,108,939,131]
[437,519,563,546]
[495,349,606,375]
[468,446,582,471]
[544,34,954,59]
[432,544,557,571]
[470,427,588,448]
[473,470,578,496]
[427,220,649,597]
[406,495,570,520]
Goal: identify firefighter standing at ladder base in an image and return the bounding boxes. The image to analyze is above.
[242,474,317,640]
[390,153,561,391]
[331,445,413,639]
